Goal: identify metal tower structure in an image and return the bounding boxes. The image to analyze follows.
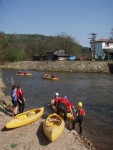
[89,33,97,60]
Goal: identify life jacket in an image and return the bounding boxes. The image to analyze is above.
[61,97,74,112]
[77,108,85,116]
[54,97,62,105]
[59,98,70,112]
[17,90,24,100]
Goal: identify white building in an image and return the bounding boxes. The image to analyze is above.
[90,39,113,60]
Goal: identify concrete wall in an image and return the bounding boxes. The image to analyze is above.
[0,61,113,73]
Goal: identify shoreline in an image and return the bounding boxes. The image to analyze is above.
[0,76,96,150]
[0,60,113,73]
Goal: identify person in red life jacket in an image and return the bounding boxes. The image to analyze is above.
[50,93,62,113]
[24,71,28,75]
[62,96,74,113]
[56,96,74,121]
[18,70,22,74]
[17,85,26,113]
[51,74,56,78]
[53,92,62,106]
[71,102,85,134]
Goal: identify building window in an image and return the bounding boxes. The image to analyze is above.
[105,43,109,47]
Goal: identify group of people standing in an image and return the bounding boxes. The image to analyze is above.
[11,85,85,134]
[11,85,25,116]
[51,93,85,134]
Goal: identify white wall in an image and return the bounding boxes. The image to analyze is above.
[103,42,113,49]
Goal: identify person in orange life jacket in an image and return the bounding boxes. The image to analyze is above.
[11,86,18,116]
[17,85,25,113]
[72,102,85,134]
[51,74,56,78]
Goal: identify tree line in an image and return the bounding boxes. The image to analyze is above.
[0,32,89,61]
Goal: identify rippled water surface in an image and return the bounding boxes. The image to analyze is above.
[1,68,113,150]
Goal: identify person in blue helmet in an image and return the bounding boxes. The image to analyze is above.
[56,95,74,121]
[62,96,74,113]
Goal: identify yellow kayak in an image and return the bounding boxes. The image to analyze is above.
[16,73,32,76]
[42,76,59,80]
[6,107,44,129]
[51,105,74,121]
[43,113,65,141]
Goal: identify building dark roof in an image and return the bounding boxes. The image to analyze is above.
[46,49,69,57]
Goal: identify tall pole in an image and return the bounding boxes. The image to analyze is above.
[89,33,97,60]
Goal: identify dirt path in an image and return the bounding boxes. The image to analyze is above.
[0,103,95,150]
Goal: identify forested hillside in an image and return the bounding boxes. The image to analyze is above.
[0,32,89,61]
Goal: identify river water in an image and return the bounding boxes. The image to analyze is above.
[1,68,113,150]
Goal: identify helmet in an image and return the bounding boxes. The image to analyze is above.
[64,96,67,98]
[55,93,59,96]
[77,102,82,107]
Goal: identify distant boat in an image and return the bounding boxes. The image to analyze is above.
[42,76,59,81]
[16,73,32,76]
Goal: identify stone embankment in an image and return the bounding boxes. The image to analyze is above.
[0,61,113,73]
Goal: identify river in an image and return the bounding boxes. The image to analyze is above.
[1,68,113,150]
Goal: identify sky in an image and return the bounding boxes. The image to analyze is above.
[0,0,113,47]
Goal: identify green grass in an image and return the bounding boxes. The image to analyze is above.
[10,143,18,148]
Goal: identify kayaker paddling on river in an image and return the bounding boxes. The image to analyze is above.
[44,73,50,77]
[51,74,56,78]
[71,102,85,134]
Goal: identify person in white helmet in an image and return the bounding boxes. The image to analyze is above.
[53,93,62,105]
[55,93,59,96]
[51,93,61,105]
[50,93,61,108]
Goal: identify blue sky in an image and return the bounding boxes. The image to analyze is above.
[0,0,113,47]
